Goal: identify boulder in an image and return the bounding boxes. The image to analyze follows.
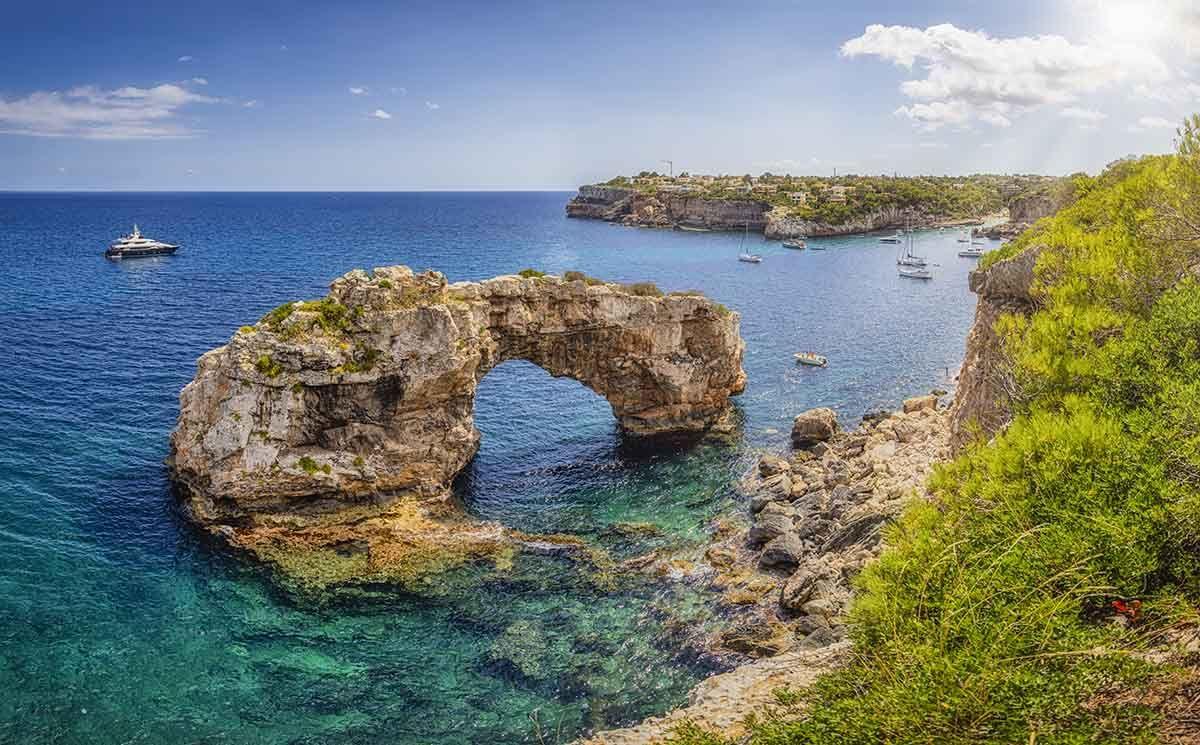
[791,408,839,448]
[780,568,818,610]
[758,454,791,477]
[760,472,793,497]
[903,394,939,414]
[749,510,794,546]
[759,533,804,568]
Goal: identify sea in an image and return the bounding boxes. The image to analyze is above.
[0,192,980,744]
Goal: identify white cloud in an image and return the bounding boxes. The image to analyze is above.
[178,55,193,62]
[242,100,259,108]
[349,86,367,95]
[918,141,948,149]
[279,44,288,51]
[842,23,1170,130]
[190,77,209,86]
[0,82,218,139]
[1129,115,1177,132]
[1060,106,1107,122]
[425,101,440,110]
[371,109,392,120]
[893,100,971,131]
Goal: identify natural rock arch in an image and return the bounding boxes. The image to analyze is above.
[168,266,745,583]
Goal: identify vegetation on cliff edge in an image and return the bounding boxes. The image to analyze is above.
[681,117,1200,743]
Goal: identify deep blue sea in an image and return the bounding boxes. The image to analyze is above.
[0,192,980,744]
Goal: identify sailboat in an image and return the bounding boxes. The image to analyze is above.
[896,215,927,268]
[898,218,932,279]
[737,220,762,263]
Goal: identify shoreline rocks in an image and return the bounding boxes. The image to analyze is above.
[584,393,952,743]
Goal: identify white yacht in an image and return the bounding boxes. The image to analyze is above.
[794,351,828,367]
[106,225,179,259]
[782,238,807,250]
[899,265,933,280]
[958,246,986,258]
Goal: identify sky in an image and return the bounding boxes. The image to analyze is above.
[2,0,1198,190]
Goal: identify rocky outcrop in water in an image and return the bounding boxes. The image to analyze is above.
[168,266,745,589]
[949,248,1041,450]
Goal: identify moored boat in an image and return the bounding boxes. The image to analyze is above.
[738,253,763,263]
[794,351,828,367]
[879,232,903,244]
[782,238,806,249]
[899,265,933,279]
[958,246,985,258]
[105,225,178,259]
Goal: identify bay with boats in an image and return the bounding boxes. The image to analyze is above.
[0,190,983,744]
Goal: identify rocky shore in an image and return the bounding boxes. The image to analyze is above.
[565,185,986,239]
[586,394,952,743]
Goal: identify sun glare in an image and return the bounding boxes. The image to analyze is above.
[1099,2,1164,44]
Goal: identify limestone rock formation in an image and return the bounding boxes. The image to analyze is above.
[168,266,745,587]
[566,186,770,231]
[949,247,1041,450]
[791,407,839,447]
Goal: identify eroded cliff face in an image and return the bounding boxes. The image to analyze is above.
[949,247,1041,450]
[566,187,770,230]
[168,266,746,589]
[566,187,979,237]
[762,205,939,239]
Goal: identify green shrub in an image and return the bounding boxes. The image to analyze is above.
[260,301,297,328]
[297,456,320,475]
[517,268,545,278]
[255,354,283,378]
[752,124,1200,743]
[624,282,663,297]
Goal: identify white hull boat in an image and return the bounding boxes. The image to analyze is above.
[795,352,828,367]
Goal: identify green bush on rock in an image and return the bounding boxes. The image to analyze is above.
[743,117,1200,743]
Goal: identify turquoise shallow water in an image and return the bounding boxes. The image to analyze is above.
[0,192,981,743]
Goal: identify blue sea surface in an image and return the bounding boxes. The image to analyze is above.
[0,192,980,743]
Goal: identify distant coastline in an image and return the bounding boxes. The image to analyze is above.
[566,172,1066,239]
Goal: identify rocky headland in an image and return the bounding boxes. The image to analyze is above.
[565,185,990,239]
[168,266,746,591]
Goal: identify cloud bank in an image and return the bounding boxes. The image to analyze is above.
[841,23,1170,130]
[0,83,218,139]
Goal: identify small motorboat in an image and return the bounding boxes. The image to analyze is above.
[782,238,807,250]
[958,246,985,258]
[879,232,903,244]
[738,253,763,263]
[899,266,933,280]
[795,352,828,367]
